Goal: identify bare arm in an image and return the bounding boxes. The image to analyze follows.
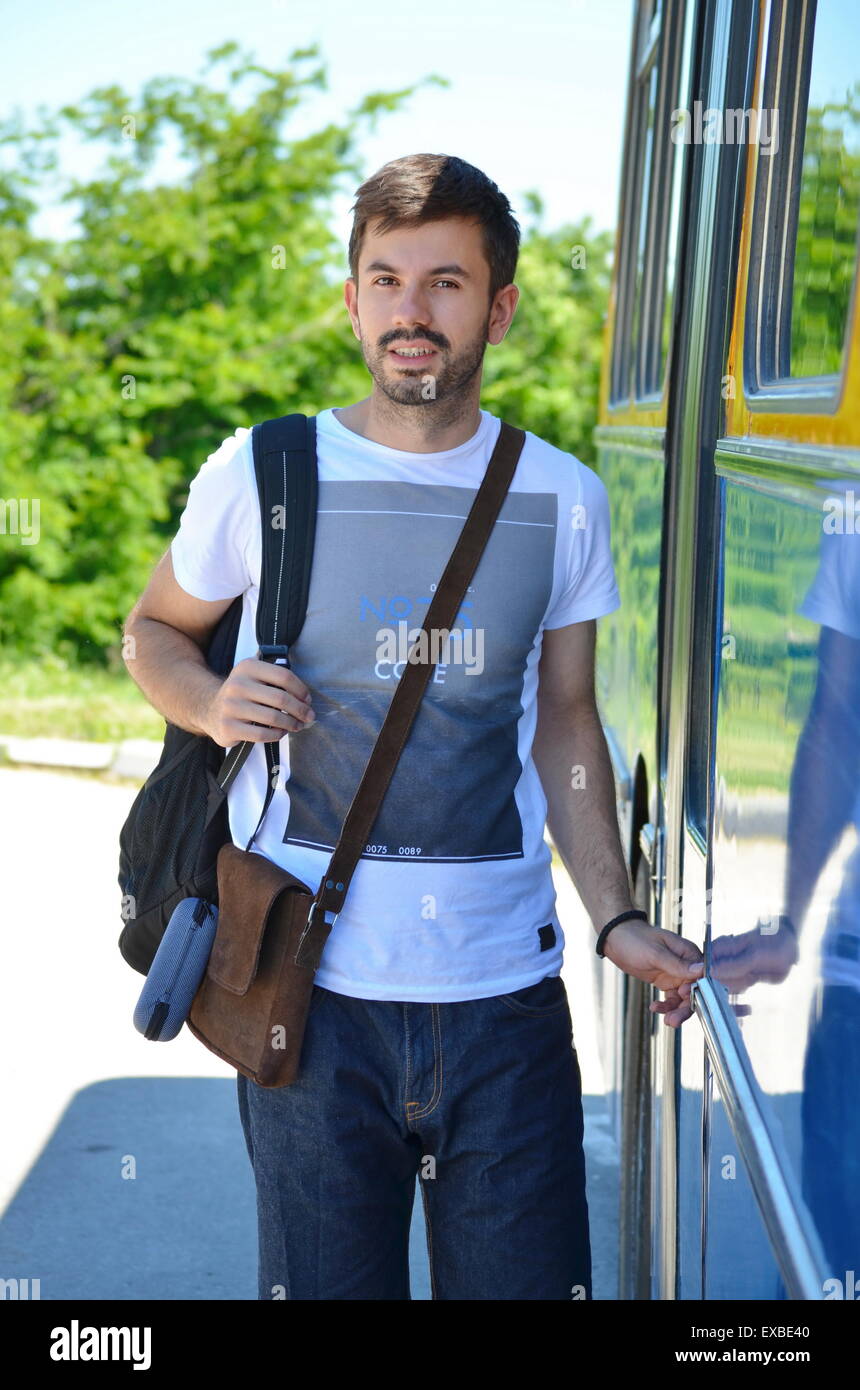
[122,547,316,746]
[531,626,634,930]
[532,619,703,1026]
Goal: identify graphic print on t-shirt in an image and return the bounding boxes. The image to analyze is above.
[281,478,557,864]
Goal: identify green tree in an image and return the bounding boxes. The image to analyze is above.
[0,44,611,669]
[485,197,613,462]
[790,82,860,376]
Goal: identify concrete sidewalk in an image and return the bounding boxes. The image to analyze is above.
[0,733,163,780]
[0,763,619,1300]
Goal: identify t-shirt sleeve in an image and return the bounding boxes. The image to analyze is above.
[170,428,256,601]
[797,525,860,642]
[542,460,622,629]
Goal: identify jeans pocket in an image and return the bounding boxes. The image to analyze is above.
[307,983,328,1015]
[498,974,569,1016]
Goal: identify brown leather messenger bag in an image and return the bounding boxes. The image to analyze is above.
[187,420,526,1086]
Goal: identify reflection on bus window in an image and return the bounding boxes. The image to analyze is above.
[792,497,860,1279]
[609,0,688,405]
[789,11,860,379]
[712,487,860,1283]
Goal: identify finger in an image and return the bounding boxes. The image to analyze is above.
[664,1000,694,1027]
[711,934,749,959]
[675,980,694,1000]
[758,968,792,984]
[248,660,313,705]
[654,947,705,988]
[235,693,315,728]
[242,679,315,720]
[226,720,297,742]
[650,991,683,1014]
[658,933,705,967]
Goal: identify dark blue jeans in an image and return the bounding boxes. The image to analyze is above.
[801,984,860,1282]
[236,973,592,1300]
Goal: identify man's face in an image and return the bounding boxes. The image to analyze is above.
[345,217,502,408]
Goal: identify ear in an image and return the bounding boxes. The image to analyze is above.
[343,278,361,340]
[487,283,519,346]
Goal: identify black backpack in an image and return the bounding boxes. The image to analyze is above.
[118,413,318,976]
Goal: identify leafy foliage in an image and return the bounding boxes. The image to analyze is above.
[790,84,860,377]
[0,43,611,667]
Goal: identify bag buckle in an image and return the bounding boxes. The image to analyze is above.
[294,898,338,970]
[305,899,338,933]
[257,644,290,666]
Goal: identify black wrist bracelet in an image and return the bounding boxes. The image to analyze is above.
[596,908,649,958]
[764,913,797,936]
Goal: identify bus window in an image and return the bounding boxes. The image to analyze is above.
[609,0,688,404]
[711,479,860,1290]
[745,0,860,401]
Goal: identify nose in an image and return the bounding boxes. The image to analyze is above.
[390,282,433,331]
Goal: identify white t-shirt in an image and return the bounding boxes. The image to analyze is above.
[170,406,621,1001]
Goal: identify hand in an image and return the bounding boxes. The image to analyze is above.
[710,922,799,994]
[602,920,705,1028]
[203,656,316,747]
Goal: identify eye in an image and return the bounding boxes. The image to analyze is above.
[372,276,397,286]
[434,280,459,289]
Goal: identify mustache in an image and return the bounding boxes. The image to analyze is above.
[379,331,449,351]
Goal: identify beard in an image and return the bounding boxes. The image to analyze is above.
[359,316,490,411]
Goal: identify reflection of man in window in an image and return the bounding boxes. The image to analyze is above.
[710,490,860,1286]
[790,494,860,1285]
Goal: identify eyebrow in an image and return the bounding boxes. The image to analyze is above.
[364,260,472,279]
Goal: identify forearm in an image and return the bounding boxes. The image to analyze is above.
[122,616,223,738]
[785,715,859,931]
[532,699,635,934]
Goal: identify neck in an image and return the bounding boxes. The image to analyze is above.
[334,388,483,453]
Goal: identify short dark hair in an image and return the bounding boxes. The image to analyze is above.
[348,153,520,304]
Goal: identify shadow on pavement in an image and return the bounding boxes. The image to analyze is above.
[0,1077,432,1300]
[0,1079,615,1300]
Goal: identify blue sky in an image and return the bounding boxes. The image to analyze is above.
[2,0,635,248]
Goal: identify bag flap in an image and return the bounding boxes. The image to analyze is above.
[207,843,313,995]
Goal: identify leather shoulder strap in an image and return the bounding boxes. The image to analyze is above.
[295,419,526,968]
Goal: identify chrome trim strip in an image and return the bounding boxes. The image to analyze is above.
[715,435,860,482]
[686,818,707,860]
[593,424,667,453]
[745,375,846,414]
[692,977,829,1299]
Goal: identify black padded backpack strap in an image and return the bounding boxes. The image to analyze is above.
[254,413,318,654]
[216,415,318,850]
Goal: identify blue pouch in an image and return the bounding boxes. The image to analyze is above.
[133,897,218,1041]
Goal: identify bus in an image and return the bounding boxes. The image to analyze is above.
[594,0,860,1299]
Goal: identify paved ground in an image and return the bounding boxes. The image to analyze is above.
[0,764,619,1300]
